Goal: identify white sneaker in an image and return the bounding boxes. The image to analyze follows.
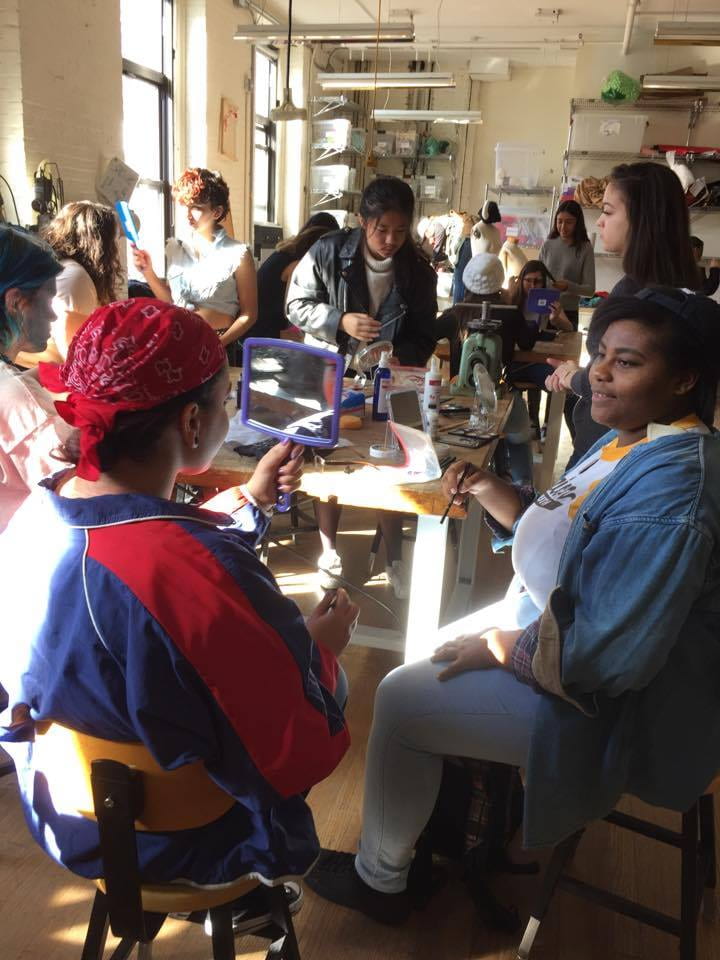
[201,881,304,937]
[385,560,410,601]
[318,550,343,590]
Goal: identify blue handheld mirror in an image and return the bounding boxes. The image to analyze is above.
[240,338,345,510]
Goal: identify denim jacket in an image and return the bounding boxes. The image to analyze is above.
[512,429,720,847]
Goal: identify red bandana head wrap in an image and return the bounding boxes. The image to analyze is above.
[38,298,227,480]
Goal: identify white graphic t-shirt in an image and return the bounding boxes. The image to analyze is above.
[512,416,708,612]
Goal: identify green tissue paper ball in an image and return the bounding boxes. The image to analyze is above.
[601,70,641,103]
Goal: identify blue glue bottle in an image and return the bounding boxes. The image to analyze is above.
[372,350,391,421]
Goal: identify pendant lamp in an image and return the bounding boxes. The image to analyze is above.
[270,0,307,122]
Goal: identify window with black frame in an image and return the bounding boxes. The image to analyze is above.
[121,0,174,279]
[254,49,278,225]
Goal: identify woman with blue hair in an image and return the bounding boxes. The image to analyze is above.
[0,224,67,532]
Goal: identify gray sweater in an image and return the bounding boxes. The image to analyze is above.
[539,236,596,313]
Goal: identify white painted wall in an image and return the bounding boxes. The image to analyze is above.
[460,66,573,214]
[204,0,253,242]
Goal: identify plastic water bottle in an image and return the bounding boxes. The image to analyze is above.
[372,350,392,422]
[469,362,497,431]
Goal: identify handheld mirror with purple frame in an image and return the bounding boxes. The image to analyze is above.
[240,338,345,510]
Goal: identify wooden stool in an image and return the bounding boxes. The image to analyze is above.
[517,780,719,960]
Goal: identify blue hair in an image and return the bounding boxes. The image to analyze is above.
[0,224,61,351]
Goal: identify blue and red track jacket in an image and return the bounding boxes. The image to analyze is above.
[0,481,349,886]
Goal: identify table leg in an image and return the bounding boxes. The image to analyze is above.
[538,389,566,491]
[445,499,484,623]
[404,513,449,665]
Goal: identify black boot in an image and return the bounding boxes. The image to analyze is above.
[305,850,412,926]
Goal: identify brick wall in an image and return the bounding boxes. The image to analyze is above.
[0,0,123,225]
[0,0,30,219]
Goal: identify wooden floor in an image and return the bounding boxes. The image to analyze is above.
[1,642,719,959]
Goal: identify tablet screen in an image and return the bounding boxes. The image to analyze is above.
[387,389,424,430]
[526,288,560,315]
[240,339,344,447]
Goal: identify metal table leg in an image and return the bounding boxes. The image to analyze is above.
[538,389,566,491]
[445,499,484,623]
[404,513,449,664]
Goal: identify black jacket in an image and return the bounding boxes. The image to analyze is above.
[286,228,438,366]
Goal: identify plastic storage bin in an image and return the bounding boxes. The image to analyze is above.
[396,128,419,157]
[569,113,648,154]
[351,127,367,153]
[494,142,543,188]
[373,131,395,156]
[416,175,447,200]
[311,164,352,195]
[312,118,352,150]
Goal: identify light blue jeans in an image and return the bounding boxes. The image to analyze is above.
[355,594,541,894]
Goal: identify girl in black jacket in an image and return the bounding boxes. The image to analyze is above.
[287,178,439,599]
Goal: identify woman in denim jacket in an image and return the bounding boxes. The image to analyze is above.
[306,288,720,925]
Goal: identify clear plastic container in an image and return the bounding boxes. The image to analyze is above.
[396,128,419,157]
[373,131,395,156]
[416,175,447,200]
[312,118,352,150]
[311,164,352,194]
[569,113,648,155]
[494,142,543,188]
[351,127,367,153]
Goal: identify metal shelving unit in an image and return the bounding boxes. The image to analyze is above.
[484,184,558,221]
[308,96,367,216]
[563,97,720,180]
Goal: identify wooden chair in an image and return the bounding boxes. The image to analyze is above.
[516,779,719,960]
[33,722,301,960]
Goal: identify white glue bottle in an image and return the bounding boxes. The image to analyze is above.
[372,350,392,421]
[423,354,441,414]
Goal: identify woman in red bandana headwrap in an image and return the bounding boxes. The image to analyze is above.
[0,298,357,921]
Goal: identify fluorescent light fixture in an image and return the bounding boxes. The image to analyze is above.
[642,73,720,92]
[317,71,455,91]
[373,109,482,124]
[234,21,415,43]
[654,21,720,46]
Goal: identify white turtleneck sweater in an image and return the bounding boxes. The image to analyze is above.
[364,249,395,317]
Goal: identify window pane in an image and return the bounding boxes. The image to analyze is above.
[122,75,161,179]
[255,50,269,117]
[121,0,163,71]
[254,146,269,223]
[127,181,166,281]
[268,58,277,110]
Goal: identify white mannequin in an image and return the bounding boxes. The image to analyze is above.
[499,234,528,288]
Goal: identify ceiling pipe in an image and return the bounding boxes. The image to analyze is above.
[622,0,639,56]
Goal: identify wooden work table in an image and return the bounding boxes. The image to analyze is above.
[183,382,513,521]
[182,378,513,662]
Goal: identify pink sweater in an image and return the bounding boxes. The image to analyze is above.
[0,363,70,534]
